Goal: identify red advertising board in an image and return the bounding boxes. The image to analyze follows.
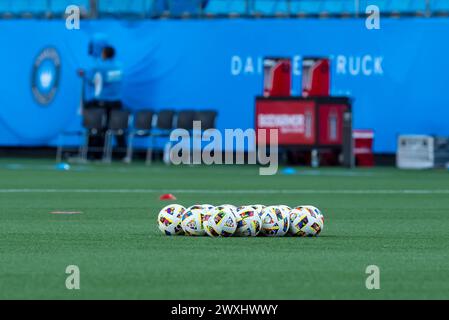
[255,99,316,145]
[318,104,348,145]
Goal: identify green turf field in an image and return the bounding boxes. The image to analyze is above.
[0,159,448,299]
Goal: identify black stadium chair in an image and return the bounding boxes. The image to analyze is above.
[170,109,219,164]
[155,109,175,132]
[56,108,107,163]
[78,108,107,162]
[119,108,218,165]
[134,110,154,132]
[176,110,196,130]
[124,110,154,164]
[102,110,131,163]
[194,110,217,130]
[125,109,175,165]
[83,108,107,133]
[151,109,176,164]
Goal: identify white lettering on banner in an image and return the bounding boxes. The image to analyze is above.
[231,56,263,75]
[231,55,383,78]
[293,55,301,76]
[336,55,384,76]
[244,57,255,74]
[231,55,242,76]
[258,114,305,134]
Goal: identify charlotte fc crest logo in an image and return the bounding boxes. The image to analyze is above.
[31,47,61,105]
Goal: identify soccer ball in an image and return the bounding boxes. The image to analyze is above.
[278,205,291,216]
[158,204,185,236]
[260,206,290,237]
[204,205,237,237]
[251,204,266,217]
[289,206,324,237]
[201,204,215,221]
[301,205,324,224]
[181,205,206,236]
[220,204,237,212]
[234,206,262,237]
[202,204,215,236]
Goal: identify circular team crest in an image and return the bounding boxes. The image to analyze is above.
[31,47,61,105]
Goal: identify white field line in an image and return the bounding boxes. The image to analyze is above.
[0,189,448,195]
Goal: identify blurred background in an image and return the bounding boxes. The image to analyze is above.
[0,0,448,168]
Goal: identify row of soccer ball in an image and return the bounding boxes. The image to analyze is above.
[158,204,324,237]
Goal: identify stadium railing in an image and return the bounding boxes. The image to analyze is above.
[1,0,449,19]
[0,0,92,18]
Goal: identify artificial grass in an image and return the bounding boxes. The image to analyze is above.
[0,159,448,299]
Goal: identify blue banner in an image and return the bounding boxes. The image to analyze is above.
[0,18,448,152]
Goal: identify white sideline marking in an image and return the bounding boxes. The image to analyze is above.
[50,211,82,215]
[0,189,448,195]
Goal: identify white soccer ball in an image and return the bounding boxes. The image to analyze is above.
[301,205,325,225]
[158,204,185,236]
[234,206,262,237]
[278,205,292,216]
[201,204,215,236]
[251,204,266,217]
[220,204,237,211]
[204,205,237,237]
[289,206,324,237]
[181,205,206,236]
[260,206,290,237]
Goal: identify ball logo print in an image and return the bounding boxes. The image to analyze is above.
[224,217,235,228]
[181,205,206,236]
[31,47,61,106]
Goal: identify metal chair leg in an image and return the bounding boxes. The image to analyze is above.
[103,131,113,163]
[124,133,135,164]
[56,135,63,163]
[145,136,154,165]
[79,131,89,163]
[145,148,153,165]
[107,132,114,163]
[163,140,173,165]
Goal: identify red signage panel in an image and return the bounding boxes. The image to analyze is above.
[318,104,348,145]
[256,99,316,145]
